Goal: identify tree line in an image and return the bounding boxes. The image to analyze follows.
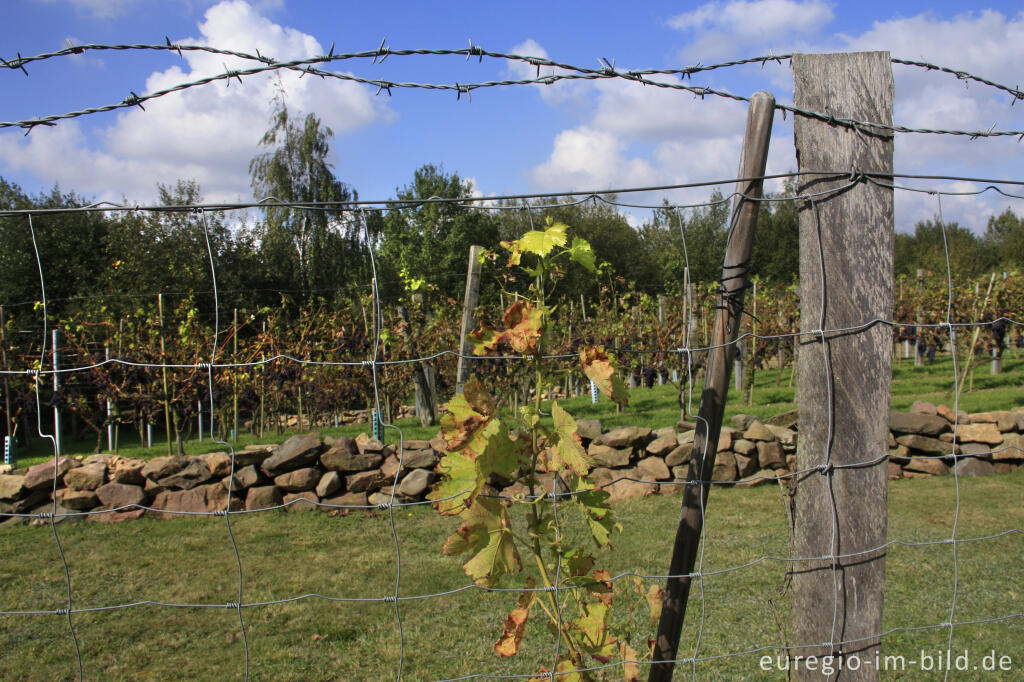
[1,99,1020,326]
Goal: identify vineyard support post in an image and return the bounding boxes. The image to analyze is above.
[791,51,893,680]
[106,345,113,451]
[52,329,61,455]
[649,90,775,681]
[233,308,238,441]
[455,245,484,395]
[1,305,11,442]
[158,294,172,456]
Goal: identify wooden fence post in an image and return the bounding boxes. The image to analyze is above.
[455,245,484,395]
[649,90,775,681]
[791,52,893,680]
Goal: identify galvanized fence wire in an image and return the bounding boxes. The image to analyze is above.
[2,44,1023,138]
[3,186,1023,678]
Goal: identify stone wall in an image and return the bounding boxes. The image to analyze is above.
[2,400,1021,526]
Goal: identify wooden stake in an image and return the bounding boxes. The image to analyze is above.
[455,245,484,394]
[791,52,893,678]
[649,90,775,681]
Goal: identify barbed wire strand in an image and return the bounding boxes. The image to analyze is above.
[1,45,1022,138]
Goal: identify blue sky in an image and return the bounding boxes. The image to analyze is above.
[1,0,1022,233]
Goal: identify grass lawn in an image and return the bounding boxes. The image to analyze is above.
[13,348,1024,468]
[1,472,1021,680]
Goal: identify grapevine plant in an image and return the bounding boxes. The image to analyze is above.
[427,220,661,680]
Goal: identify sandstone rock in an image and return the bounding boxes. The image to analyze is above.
[232,465,260,490]
[0,474,25,500]
[645,435,678,457]
[954,457,996,477]
[110,459,145,485]
[144,478,165,497]
[887,461,903,479]
[233,445,275,468]
[903,457,949,476]
[757,440,786,469]
[274,467,321,492]
[743,420,774,442]
[712,451,737,482]
[889,432,898,448]
[429,435,447,454]
[766,409,799,429]
[355,433,385,454]
[671,465,690,480]
[889,412,948,437]
[151,483,236,516]
[83,453,114,466]
[400,447,438,470]
[27,503,84,525]
[345,470,389,493]
[23,457,75,491]
[969,411,1016,432]
[380,455,400,479]
[397,469,435,498]
[594,426,650,449]
[87,507,146,524]
[957,442,992,458]
[200,452,233,477]
[939,433,954,443]
[576,419,603,441]
[653,426,676,439]
[158,458,213,490]
[0,490,48,514]
[678,429,696,445]
[55,488,99,510]
[889,445,910,463]
[993,433,1023,461]
[262,432,322,476]
[603,468,654,502]
[246,485,282,511]
[731,414,756,430]
[735,453,759,478]
[142,456,189,481]
[677,419,697,431]
[283,491,319,512]
[910,400,937,416]
[64,463,106,491]
[994,463,1020,474]
[736,467,783,487]
[665,444,693,468]
[636,457,670,480]
[588,444,632,468]
[321,447,383,472]
[716,431,732,453]
[766,425,797,447]
[935,404,967,424]
[95,482,146,508]
[732,439,756,456]
[955,423,1003,446]
[896,434,954,456]
[322,491,367,508]
[316,471,342,498]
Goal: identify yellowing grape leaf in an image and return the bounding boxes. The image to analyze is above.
[549,401,590,476]
[443,497,522,586]
[494,578,536,657]
[568,236,597,272]
[470,301,543,356]
[428,450,479,515]
[512,221,568,258]
[581,346,629,407]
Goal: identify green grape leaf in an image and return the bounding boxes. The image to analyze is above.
[580,346,630,407]
[513,221,568,258]
[568,236,597,272]
[428,449,479,515]
[572,475,619,548]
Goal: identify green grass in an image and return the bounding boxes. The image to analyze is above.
[0,473,1021,680]
[11,348,1024,469]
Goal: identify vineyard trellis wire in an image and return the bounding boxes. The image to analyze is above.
[1,44,1023,681]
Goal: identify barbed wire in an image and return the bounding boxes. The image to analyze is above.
[2,44,1023,138]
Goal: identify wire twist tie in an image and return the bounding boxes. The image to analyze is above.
[55,608,70,616]
[382,595,397,603]
[361,360,375,368]
[213,509,228,517]
[818,463,834,475]
[376,502,392,510]
[37,511,53,519]
[224,602,239,609]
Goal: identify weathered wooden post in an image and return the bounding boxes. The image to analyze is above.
[455,245,484,395]
[650,90,775,681]
[791,52,893,680]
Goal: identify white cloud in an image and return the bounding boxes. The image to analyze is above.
[2,0,391,205]
[669,0,834,59]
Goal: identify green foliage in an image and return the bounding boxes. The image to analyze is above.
[429,222,656,678]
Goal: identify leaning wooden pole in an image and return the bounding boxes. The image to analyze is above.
[455,245,484,395]
[791,52,893,680]
[650,90,775,681]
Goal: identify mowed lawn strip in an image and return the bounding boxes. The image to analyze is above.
[1,472,1020,680]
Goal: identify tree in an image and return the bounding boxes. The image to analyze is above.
[378,164,499,302]
[894,218,994,281]
[249,97,363,302]
[983,207,1024,272]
